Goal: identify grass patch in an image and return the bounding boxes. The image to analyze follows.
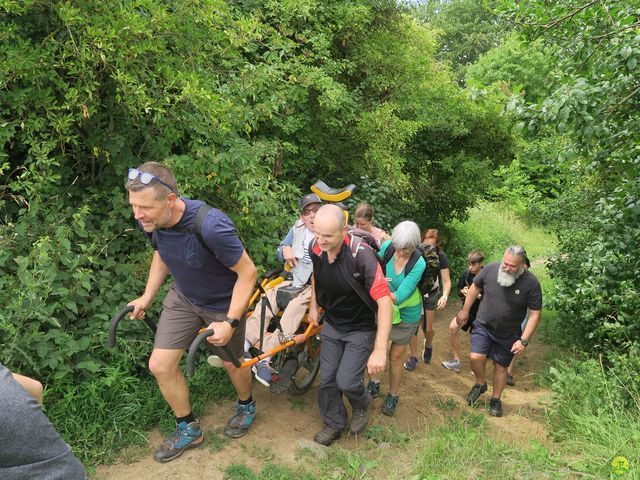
[447,200,557,275]
[49,357,235,466]
[412,413,570,479]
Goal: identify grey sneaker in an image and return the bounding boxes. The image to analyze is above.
[350,397,371,434]
[403,355,418,371]
[489,398,503,417]
[223,400,256,438]
[314,424,342,446]
[442,358,462,373]
[381,394,399,416]
[153,420,203,463]
[367,380,381,398]
[466,383,488,405]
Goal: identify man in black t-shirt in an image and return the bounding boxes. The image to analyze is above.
[308,205,392,446]
[456,246,542,417]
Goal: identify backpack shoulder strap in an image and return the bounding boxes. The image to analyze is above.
[193,204,214,256]
[382,243,395,266]
[405,248,422,276]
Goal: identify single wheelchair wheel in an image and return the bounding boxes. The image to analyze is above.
[289,335,321,395]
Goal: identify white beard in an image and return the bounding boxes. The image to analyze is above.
[497,265,523,287]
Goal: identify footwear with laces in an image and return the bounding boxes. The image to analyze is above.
[252,360,272,387]
[403,355,418,371]
[466,383,488,405]
[223,400,256,438]
[422,343,433,364]
[153,420,203,463]
[442,358,462,373]
[313,424,342,446]
[367,380,381,399]
[489,398,503,417]
[506,374,515,386]
[270,358,298,394]
[381,394,399,416]
[350,397,371,434]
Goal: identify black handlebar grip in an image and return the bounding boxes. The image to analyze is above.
[108,306,157,348]
[186,329,241,377]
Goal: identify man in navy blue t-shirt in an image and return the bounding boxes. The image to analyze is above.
[125,162,258,463]
[456,245,542,417]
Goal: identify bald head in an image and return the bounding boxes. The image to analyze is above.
[314,204,347,254]
[315,204,345,229]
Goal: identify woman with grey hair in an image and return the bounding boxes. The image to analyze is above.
[367,221,426,416]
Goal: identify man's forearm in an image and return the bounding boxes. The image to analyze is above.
[143,251,170,300]
[460,284,479,313]
[373,296,393,350]
[521,309,541,340]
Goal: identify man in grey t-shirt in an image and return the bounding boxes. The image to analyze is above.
[0,363,86,480]
[456,246,542,417]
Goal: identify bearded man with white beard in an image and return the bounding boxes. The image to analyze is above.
[455,246,542,417]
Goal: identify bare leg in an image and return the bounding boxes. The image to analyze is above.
[388,343,406,395]
[149,348,191,416]
[507,356,515,377]
[408,333,419,357]
[469,352,487,385]
[424,309,435,348]
[448,317,461,360]
[492,362,508,399]
[225,360,253,401]
[12,373,44,405]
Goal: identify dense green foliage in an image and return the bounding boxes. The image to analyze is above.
[2,0,638,468]
[412,0,509,85]
[0,0,512,463]
[491,0,640,360]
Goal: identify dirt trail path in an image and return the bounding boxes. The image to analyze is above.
[95,302,551,479]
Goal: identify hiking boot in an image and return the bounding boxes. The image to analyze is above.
[489,398,503,417]
[422,343,433,364]
[252,360,272,387]
[442,358,462,373]
[403,355,418,371]
[313,424,341,446]
[367,380,381,399]
[381,394,399,417]
[350,397,371,434]
[153,420,203,463]
[223,400,256,438]
[270,358,298,394]
[466,383,488,405]
[506,374,515,386]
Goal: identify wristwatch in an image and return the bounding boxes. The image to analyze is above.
[224,317,240,329]
[519,337,529,347]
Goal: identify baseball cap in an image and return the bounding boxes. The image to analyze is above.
[298,193,322,211]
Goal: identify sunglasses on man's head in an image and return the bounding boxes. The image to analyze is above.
[127,168,175,193]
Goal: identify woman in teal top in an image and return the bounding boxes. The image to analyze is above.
[367,221,425,416]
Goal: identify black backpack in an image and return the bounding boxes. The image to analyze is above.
[381,242,440,295]
[150,204,214,255]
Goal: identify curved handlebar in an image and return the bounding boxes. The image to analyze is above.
[108,306,157,348]
[186,329,241,377]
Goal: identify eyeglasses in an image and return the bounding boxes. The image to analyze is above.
[302,205,320,216]
[127,168,175,193]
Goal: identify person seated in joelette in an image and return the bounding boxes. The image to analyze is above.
[244,193,321,393]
